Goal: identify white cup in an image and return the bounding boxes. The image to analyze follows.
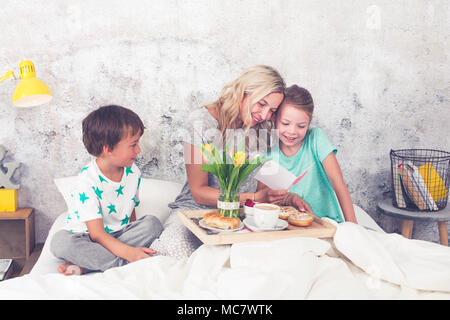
[244,202,260,217]
[253,203,280,229]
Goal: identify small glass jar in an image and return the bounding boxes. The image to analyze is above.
[217,190,240,218]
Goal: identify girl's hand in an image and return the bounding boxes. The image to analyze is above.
[291,194,313,214]
[126,247,157,263]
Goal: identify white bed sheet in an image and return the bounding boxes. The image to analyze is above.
[30,213,66,276]
[31,204,385,276]
[1,222,449,300]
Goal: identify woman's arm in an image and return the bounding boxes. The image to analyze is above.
[184,142,221,206]
[322,152,357,223]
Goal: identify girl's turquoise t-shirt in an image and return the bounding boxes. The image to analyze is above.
[270,127,344,222]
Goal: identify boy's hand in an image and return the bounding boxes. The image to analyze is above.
[126,247,158,263]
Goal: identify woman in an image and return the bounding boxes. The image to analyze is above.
[150,65,285,259]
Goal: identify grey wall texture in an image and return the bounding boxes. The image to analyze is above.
[0,0,449,244]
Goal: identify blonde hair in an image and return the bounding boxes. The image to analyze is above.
[207,65,285,138]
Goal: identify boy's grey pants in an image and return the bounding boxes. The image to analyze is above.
[50,215,163,273]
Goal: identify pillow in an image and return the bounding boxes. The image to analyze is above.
[135,178,183,223]
[54,175,79,210]
[353,204,385,233]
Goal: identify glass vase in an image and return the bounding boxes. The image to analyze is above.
[217,189,240,218]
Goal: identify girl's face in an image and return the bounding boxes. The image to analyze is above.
[275,103,311,149]
[240,92,284,127]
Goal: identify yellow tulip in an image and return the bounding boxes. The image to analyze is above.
[233,151,246,167]
[202,144,213,156]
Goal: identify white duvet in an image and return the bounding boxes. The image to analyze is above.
[1,222,450,300]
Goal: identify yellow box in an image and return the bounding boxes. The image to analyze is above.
[419,163,448,202]
[0,189,18,212]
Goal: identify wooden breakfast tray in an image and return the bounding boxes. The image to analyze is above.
[178,208,336,246]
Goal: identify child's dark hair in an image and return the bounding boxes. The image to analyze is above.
[283,85,314,121]
[82,105,145,156]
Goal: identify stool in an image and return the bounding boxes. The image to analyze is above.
[377,199,450,246]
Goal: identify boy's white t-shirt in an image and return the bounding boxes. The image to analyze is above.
[63,159,141,233]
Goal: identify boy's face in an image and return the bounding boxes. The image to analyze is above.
[104,129,141,168]
[275,103,310,148]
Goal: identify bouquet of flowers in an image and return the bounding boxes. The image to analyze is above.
[201,140,266,218]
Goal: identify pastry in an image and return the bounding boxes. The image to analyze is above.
[279,206,298,220]
[288,212,314,227]
[202,212,241,230]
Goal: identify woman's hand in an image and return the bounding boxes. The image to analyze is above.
[266,189,289,205]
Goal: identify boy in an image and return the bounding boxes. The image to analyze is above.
[51,105,162,275]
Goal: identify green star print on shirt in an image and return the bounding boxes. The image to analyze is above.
[107,203,117,214]
[79,192,89,204]
[125,166,133,176]
[64,160,141,234]
[121,215,129,225]
[92,186,103,199]
[115,185,124,197]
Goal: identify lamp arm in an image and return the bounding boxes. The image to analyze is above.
[0,70,16,83]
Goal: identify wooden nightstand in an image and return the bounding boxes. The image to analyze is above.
[377,199,450,246]
[0,208,35,260]
[0,208,42,280]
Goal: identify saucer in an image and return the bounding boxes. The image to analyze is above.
[243,217,288,232]
[199,219,244,234]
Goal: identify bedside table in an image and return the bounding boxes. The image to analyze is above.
[377,199,450,246]
[0,208,35,260]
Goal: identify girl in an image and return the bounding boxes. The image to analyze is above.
[150,65,286,259]
[265,85,357,223]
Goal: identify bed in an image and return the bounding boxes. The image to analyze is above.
[0,177,449,300]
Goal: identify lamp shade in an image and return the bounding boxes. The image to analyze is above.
[12,60,52,108]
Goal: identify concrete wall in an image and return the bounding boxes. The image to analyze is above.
[0,0,449,244]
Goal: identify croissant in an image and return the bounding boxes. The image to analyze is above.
[202,212,241,230]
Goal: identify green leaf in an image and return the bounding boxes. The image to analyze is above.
[201,164,218,176]
[202,163,227,190]
[212,144,223,164]
[227,166,239,196]
[199,147,214,164]
[234,157,264,190]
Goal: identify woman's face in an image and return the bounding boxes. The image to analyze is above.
[239,92,284,127]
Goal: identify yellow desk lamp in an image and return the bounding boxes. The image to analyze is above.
[0,60,52,107]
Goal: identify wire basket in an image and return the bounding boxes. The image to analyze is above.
[390,149,450,211]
